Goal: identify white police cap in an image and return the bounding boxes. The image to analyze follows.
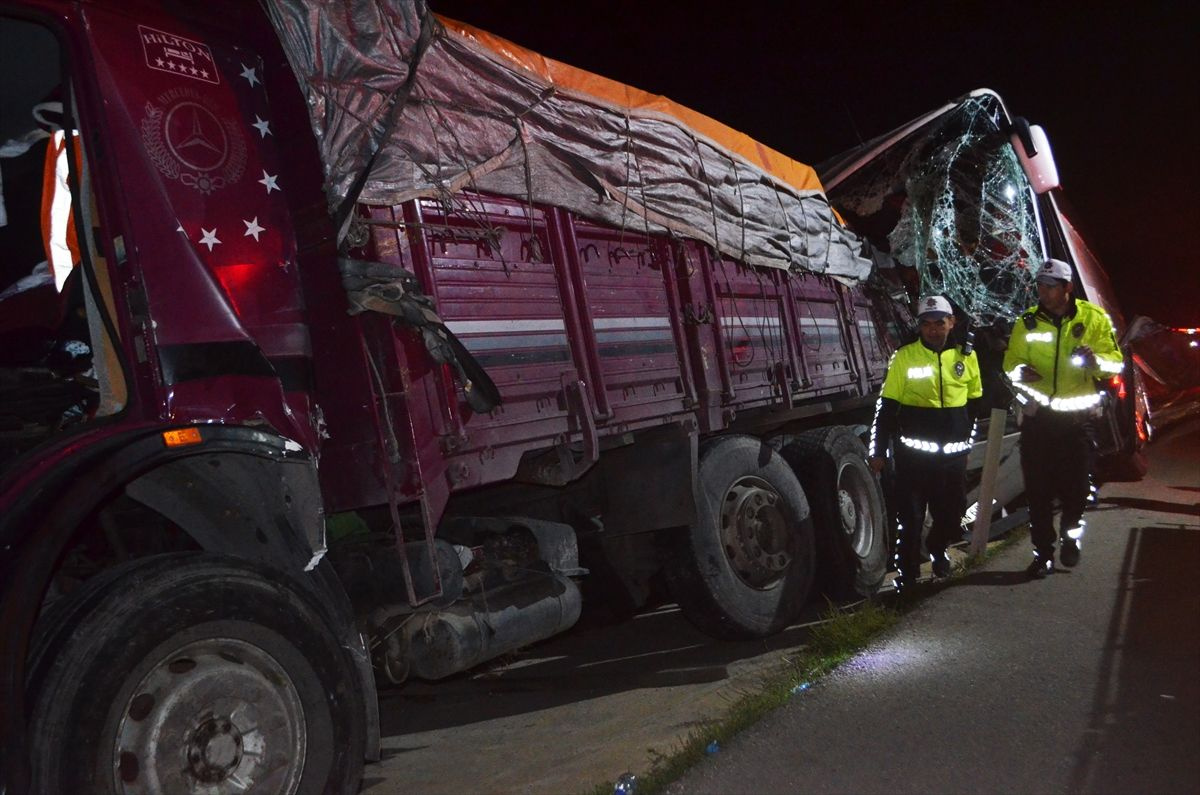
[1036,258,1073,284]
[916,295,953,318]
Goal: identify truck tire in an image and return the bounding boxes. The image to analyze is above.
[27,553,365,795]
[664,435,815,639]
[774,427,887,600]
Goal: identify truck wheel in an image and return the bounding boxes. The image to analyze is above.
[28,553,365,795]
[775,427,887,600]
[664,435,814,639]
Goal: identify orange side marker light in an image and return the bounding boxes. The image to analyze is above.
[162,427,203,447]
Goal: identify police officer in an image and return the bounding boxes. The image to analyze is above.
[1003,258,1123,578]
[870,295,982,591]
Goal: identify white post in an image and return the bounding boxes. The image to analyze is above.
[969,407,1009,558]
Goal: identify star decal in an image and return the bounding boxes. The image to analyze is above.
[243,217,265,242]
[252,116,272,138]
[240,64,260,88]
[258,170,280,194]
[199,228,221,251]
[176,223,186,234]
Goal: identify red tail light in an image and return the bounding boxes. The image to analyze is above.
[1109,374,1126,400]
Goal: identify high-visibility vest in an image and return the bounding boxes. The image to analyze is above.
[1002,298,1123,413]
[40,129,81,292]
[870,340,982,457]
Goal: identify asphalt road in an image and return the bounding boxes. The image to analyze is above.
[670,416,1200,795]
[361,417,1199,795]
[360,578,838,794]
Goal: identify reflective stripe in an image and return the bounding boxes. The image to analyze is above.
[447,319,566,334]
[900,435,939,453]
[899,436,972,455]
[1011,377,1103,412]
[869,396,883,457]
[46,130,76,291]
[869,351,899,458]
[1069,354,1124,375]
[1049,393,1102,412]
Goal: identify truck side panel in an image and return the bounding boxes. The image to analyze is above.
[325,192,888,515]
[570,219,692,425]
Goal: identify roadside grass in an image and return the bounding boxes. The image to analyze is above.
[965,525,1025,565]
[594,599,898,795]
[585,528,1027,795]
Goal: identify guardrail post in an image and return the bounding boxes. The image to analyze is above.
[969,406,1010,558]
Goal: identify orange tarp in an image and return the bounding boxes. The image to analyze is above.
[436,15,827,197]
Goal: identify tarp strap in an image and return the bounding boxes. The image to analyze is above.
[332,1,435,249]
[689,133,722,256]
[514,88,554,261]
[616,114,652,250]
[729,156,747,262]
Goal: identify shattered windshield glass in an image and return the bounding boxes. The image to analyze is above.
[833,97,1044,323]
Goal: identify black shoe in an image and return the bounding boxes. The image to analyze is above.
[1026,556,1054,579]
[1060,539,1081,568]
[931,551,951,579]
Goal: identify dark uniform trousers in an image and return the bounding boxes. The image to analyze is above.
[893,448,969,577]
[1019,411,1094,558]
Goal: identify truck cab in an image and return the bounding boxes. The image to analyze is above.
[1,3,374,792]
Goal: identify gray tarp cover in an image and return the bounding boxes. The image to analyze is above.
[263,0,871,282]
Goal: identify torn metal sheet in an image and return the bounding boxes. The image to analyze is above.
[263,0,870,281]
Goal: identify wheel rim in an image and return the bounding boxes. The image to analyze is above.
[836,460,876,559]
[113,637,306,794]
[720,475,792,589]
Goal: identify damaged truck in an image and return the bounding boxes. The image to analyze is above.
[0,1,1144,792]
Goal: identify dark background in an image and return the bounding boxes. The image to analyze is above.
[432,1,1197,328]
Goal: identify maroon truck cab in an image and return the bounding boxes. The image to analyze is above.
[0,3,371,791]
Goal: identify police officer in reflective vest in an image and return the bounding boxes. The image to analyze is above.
[1003,258,1123,578]
[870,295,982,591]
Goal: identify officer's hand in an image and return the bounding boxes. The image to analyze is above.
[1015,365,1042,383]
[1072,346,1097,369]
[869,457,886,474]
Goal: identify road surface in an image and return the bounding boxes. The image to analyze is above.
[670,416,1200,794]
[363,417,1200,794]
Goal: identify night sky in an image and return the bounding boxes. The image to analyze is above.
[432,1,1197,328]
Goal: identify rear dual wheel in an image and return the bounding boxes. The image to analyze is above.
[774,426,888,600]
[664,435,815,639]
